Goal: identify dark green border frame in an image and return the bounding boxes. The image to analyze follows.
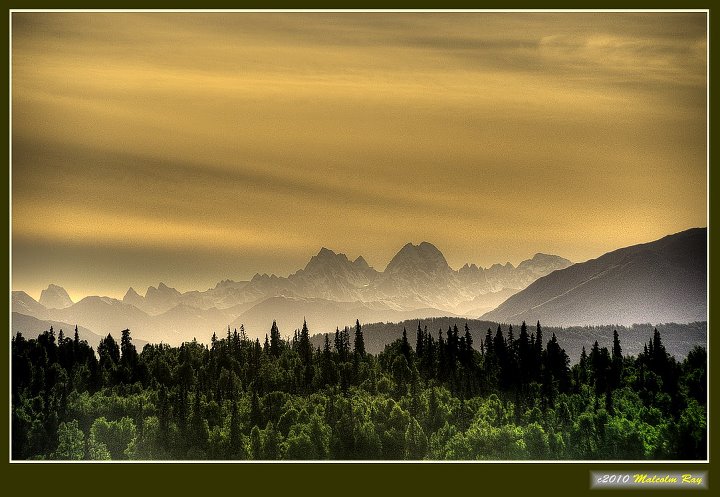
[1,3,714,496]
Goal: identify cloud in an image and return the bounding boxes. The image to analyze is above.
[11,12,707,296]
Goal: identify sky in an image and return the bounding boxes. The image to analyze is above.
[11,12,707,301]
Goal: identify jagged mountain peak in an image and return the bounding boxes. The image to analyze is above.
[214,279,238,289]
[146,282,181,297]
[123,287,144,307]
[39,284,73,309]
[317,247,337,257]
[124,287,141,298]
[353,255,371,270]
[385,241,451,274]
[304,247,354,273]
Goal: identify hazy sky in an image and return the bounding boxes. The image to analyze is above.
[11,12,707,300]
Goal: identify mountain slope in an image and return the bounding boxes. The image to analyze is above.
[482,228,706,326]
[49,296,153,338]
[12,291,49,319]
[11,312,148,351]
[231,295,458,339]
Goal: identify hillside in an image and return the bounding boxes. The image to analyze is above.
[482,228,706,326]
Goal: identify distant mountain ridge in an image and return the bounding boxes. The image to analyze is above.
[11,312,148,352]
[12,244,571,343]
[482,228,707,326]
[108,242,569,318]
[236,243,571,314]
[11,229,707,344]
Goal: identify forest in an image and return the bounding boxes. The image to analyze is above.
[11,319,707,460]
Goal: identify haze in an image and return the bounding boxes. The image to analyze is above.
[11,12,707,300]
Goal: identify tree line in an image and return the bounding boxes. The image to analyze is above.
[11,318,706,460]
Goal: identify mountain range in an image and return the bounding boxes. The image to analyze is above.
[12,243,571,344]
[11,228,706,346]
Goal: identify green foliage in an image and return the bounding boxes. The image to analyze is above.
[89,416,137,460]
[11,323,706,460]
[53,420,85,460]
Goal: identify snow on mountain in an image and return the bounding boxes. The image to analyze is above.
[15,243,573,344]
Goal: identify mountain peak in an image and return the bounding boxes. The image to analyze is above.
[417,241,440,251]
[530,252,570,263]
[385,241,451,275]
[124,287,140,298]
[123,287,144,307]
[214,279,237,289]
[517,253,572,272]
[39,284,73,309]
[317,247,337,257]
[353,255,370,269]
[304,247,352,273]
[146,282,181,297]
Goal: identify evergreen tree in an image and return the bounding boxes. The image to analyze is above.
[270,320,282,357]
[335,327,351,362]
[485,328,494,357]
[518,321,530,384]
[463,323,473,367]
[10,314,708,461]
[400,327,411,362]
[579,346,589,385]
[416,322,424,360]
[534,321,543,378]
[322,334,334,385]
[189,385,207,451]
[610,330,623,388]
[229,400,243,459]
[354,320,365,358]
[299,320,312,365]
[437,329,447,381]
[120,329,138,372]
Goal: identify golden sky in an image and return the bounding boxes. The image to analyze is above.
[11,12,707,300]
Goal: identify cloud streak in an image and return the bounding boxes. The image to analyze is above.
[11,12,707,298]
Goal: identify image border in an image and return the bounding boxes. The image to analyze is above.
[2,3,714,495]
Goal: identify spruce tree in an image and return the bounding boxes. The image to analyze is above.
[354,319,365,358]
[416,322,424,360]
[270,320,282,357]
[400,327,411,362]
